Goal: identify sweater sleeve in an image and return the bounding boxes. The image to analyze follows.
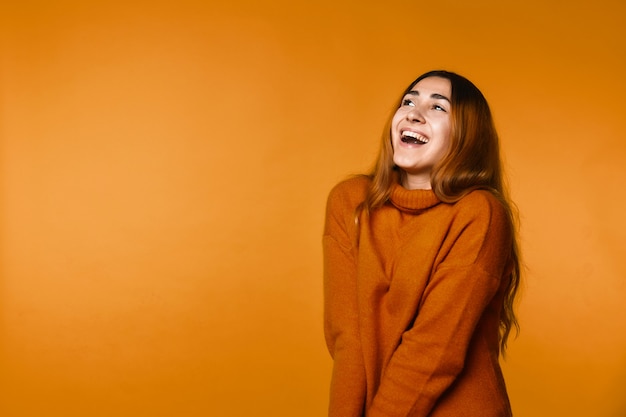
[323,182,367,417]
[367,191,513,417]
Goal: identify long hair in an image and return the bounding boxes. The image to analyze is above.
[359,70,521,354]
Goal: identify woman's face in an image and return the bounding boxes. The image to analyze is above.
[391,76,452,190]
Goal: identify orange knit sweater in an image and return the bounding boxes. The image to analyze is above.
[323,176,513,417]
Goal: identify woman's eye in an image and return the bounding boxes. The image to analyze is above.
[402,99,415,107]
[433,104,446,112]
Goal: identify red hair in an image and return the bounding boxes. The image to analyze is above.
[359,70,521,354]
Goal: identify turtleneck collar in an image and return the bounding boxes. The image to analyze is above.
[389,183,441,213]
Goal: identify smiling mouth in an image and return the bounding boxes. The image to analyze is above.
[401,130,429,144]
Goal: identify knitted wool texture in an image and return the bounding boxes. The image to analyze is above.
[323,176,513,417]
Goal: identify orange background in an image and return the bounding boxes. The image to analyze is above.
[1,1,625,416]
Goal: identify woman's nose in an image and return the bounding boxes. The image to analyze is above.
[407,107,424,123]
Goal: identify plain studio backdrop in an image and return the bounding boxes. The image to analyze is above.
[1,0,625,416]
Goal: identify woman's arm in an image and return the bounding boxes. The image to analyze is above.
[367,191,513,417]
[323,182,367,417]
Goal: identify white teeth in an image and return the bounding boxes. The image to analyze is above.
[401,130,429,144]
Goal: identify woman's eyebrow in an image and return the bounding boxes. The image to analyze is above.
[407,90,451,103]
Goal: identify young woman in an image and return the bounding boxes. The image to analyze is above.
[323,70,521,417]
